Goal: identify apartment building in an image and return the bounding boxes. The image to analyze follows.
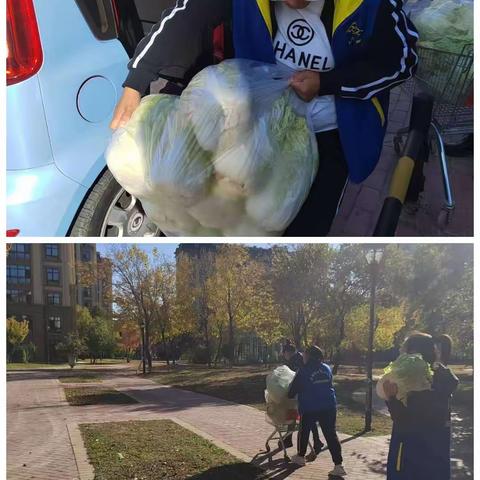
[6,244,111,362]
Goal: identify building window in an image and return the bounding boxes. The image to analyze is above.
[48,316,62,332]
[7,265,31,285]
[46,292,61,305]
[45,244,60,259]
[10,244,31,260]
[46,267,60,284]
[83,287,92,297]
[7,289,31,303]
[80,245,92,262]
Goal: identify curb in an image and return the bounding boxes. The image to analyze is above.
[67,423,95,480]
[170,416,252,463]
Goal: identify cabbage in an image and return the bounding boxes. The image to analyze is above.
[106,95,176,198]
[376,353,433,405]
[412,0,473,53]
[179,61,252,151]
[106,60,318,236]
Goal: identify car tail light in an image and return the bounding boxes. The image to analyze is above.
[7,229,20,237]
[6,0,43,86]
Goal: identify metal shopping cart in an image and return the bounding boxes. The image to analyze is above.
[263,406,314,466]
[374,44,473,235]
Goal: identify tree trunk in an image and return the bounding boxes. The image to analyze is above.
[145,321,152,373]
[227,290,235,366]
[332,314,346,375]
[214,328,224,367]
[161,331,169,367]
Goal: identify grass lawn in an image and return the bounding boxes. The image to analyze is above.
[148,365,392,436]
[80,420,263,480]
[64,387,138,406]
[58,374,102,384]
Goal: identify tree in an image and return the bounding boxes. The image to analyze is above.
[322,244,367,372]
[175,248,215,366]
[109,246,157,372]
[205,245,278,365]
[76,307,116,364]
[271,244,331,349]
[344,304,406,354]
[56,333,86,368]
[116,318,140,363]
[7,317,29,362]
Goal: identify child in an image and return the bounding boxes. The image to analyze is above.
[287,345,346,476]
[111,0,418,235]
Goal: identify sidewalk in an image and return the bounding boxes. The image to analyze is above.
[7,371,389,480]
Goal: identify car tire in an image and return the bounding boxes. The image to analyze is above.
[70,169,161,237]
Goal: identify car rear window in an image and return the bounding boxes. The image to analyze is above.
[75,0,117,41]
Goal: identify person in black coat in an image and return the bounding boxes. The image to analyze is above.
[383,333,458,480]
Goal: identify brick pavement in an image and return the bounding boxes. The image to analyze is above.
[7,370,389,480]
[330,85,473,236]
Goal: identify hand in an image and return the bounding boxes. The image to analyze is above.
[383,380,398,400]
[110,87,141,130]
[290,71,321,102]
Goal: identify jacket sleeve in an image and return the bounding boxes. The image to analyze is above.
[288,371,302,399]
[433,364,459,397]
[319,0,418,100]
[123,0,231,94]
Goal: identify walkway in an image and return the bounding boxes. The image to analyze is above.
[7,370,389,480]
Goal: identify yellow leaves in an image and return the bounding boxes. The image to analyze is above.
[6,316,29,347]
[344,304,406,352]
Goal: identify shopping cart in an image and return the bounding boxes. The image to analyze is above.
[375,44,473,235]
[263,407,314,465]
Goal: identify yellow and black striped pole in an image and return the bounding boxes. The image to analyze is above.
[374,93,434,236]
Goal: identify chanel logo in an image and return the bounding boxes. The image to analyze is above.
[287,19,315,46]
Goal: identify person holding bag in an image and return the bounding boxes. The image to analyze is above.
[111,0,418,236]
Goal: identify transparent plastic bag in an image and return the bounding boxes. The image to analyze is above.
[376,353,433,406]
[265,366,297,425]
[266,365,296,404]
[410,0,473,53]
[106,59,319,236]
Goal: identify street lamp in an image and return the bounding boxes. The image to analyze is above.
[364,247,384,432]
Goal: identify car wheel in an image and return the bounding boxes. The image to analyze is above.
[70,169,163,237]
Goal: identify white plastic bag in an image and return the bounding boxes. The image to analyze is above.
[106,59,319,237]
[265,365,298,425]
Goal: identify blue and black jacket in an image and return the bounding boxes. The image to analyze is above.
[124,0,418,183]
[385,364,459,480]
[287,359,337,414]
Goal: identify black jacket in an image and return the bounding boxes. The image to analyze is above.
[386,364,459,433]
[124,0,417,100]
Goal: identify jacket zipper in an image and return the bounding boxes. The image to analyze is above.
[396,442,403,472]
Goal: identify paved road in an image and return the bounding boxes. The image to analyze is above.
[7,370,389,480]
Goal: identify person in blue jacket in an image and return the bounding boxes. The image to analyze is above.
[287,345,346,476]
[382,332,459,480]
[111,0,418,236]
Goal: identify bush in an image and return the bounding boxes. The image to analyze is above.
[190,346,211,364]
